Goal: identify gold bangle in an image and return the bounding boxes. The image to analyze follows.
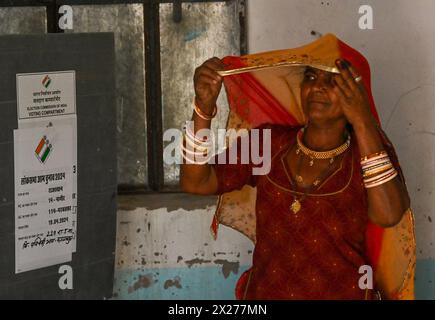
[362,159,391,171]
[360,151,388,163]
[361,156,390,169]
[363,164,394,178]
[193,98,217,120]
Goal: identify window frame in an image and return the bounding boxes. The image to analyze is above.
[1,0,247,193]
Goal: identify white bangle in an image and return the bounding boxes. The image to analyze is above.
[184,123,213,146]
[184,135,211,153]
[364,167,396,183]
[180,141,213,165]
[184,129,213,148]
[364,170,398,188]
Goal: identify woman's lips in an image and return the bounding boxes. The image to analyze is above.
[308,99,330,105]
[308,94,330,105]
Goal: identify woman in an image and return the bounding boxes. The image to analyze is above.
[180,34,415,300]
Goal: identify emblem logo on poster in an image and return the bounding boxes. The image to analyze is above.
[35,135,53,164]
[41,75,52,88]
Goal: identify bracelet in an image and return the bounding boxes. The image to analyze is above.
[364,170,398,188]
[180,148,211,165]
[361,155,389,167]
[193,98,217,121]
[183,123,213,154]
[362,159,392,171]
[364,167,396,183]
[184,134,211,153]
[180,140,208,156]
[363,164,394,178]
[180,140,213,165]
[360,150,388,163]
[184,122,213,145]
[361,157,390,170]
[181,152,213,165]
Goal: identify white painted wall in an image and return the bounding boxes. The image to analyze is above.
[247,0,435,260]
[113,195,254,299]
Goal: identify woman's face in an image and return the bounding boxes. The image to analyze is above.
[300,67,346,125]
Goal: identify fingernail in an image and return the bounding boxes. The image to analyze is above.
[341,60,351,69]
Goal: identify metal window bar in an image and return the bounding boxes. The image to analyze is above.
[2,0,246,193]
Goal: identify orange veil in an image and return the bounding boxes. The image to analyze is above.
[211,34,416,299]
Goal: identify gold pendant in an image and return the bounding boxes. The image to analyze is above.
[296,175,303,183]
[309,159,314,166]
[290,199,301,214]
[330,157,335,164]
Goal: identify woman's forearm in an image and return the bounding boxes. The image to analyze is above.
[179,110,217,195]
[353,120,410,227]
[181,57,224,194]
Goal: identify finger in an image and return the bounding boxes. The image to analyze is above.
[333,74,353,98]
[208,57,226,69]
[202,67,222,84]
[347,65,366,92]
[197,74,220,87]
[204,58,225,71]
[335,59,360,93]
[340,61,370,101]
[197,66,222,83]
[332,77,349,102]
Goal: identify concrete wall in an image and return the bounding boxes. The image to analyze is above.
[246,0,435,299]
[114,195,253,299]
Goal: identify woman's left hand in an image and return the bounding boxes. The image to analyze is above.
[332,59,376,130]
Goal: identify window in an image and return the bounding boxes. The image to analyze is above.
[0,6,46,34]
[1,0,246,192]
[160,1,242,188]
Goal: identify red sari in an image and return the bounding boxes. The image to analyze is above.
[210,34,415,300]
[213,124,403,299]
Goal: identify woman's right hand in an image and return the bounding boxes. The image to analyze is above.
[193,57,225,114]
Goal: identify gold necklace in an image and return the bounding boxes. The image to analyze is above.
[296,128,351,166]
[284,144,337,214]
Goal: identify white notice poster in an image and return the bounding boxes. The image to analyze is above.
[14,125,75,273]
[16,71,77,253]
[16,71,76,121]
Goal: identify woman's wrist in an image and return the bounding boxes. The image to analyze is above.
[195,96,216,115]
[193,97,217,121]
[352,115,378,134]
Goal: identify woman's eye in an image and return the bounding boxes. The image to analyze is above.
[304,74,316,81]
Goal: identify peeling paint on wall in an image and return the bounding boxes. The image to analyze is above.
[185,258,212,268]
[164,277,182,289]
[128,274,155,293]
[214,260,240,279]
[114,194,254,299]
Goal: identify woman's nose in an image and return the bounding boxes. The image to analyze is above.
[313,75,332,90]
